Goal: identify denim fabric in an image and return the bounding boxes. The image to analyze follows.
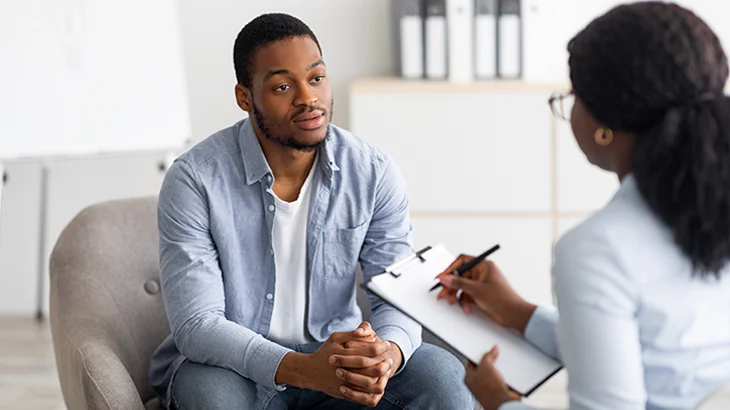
[169,343,474,410]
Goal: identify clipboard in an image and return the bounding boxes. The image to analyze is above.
[361,244,563,397]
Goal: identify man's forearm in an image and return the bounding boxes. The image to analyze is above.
[173,313,293,390]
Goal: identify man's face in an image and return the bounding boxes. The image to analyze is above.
[240,36,333,152]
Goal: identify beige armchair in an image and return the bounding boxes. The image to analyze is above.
[48,196,465,410]
[49,197,167,410]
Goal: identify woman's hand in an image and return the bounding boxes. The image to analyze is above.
[436,256,536,334]
[465,346,521,410]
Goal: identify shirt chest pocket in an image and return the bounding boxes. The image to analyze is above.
[322,222,369,278]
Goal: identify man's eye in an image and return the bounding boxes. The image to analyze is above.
[312,75,325,83]
[274,84,290,92]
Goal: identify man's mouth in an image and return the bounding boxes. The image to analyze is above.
[293,111,326,130]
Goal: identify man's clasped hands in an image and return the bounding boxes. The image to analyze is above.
[287,322,403,408]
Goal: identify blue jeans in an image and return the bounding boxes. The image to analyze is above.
[169,342,474,410]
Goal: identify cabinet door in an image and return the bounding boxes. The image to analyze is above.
[410,216,555,307]
[0,161,42,314]
[39,152,170,315]
[351,89,553,213]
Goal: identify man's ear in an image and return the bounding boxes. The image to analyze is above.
[235,84,252,112]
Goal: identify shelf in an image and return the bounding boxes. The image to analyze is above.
[351,76,730,95]
[350,76,570,94]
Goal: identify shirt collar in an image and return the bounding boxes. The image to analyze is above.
[238,118,339,186]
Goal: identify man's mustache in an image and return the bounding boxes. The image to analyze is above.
[291,105,327,120]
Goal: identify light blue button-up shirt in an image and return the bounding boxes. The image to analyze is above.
[502,174,730,410]
[149,118,422,404]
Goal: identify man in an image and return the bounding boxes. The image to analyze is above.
[149,12,473,410]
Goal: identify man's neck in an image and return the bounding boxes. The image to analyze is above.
[256,134,317,202]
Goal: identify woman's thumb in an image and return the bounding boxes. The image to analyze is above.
[485,345,500,363]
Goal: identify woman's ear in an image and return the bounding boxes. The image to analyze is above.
[234,84,251,112]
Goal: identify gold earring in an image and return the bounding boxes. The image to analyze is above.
[594,128,614,146]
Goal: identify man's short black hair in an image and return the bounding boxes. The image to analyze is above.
[233,13,322,89]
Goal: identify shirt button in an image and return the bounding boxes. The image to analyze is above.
[266,293,274,301]
[268,205,275,212]
[270,249,274,255]
[267,175,273,183]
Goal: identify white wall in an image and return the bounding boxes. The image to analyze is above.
[3,0,730,316]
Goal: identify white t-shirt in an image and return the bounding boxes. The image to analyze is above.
[267,160,317,345]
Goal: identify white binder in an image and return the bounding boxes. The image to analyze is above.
[363,244,563,397]
[398,0,425,79]
[446,0,474,82]
[498,0,522,78]
[475,0,498,79]
[425,0,447,79]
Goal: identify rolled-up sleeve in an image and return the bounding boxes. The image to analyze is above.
[158,159,292,390]
[358,154,422,372]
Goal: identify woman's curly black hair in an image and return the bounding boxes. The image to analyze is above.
[568,2,730,278]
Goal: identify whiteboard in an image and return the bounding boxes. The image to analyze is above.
[0,0,191,159]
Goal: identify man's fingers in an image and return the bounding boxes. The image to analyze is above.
[330,331,376,345]
[335,368,384,394]
[329,354,385,369]
[346,358,393,378]
[342,340,391,358]
[339,386,382,408]
[353,322,375,338]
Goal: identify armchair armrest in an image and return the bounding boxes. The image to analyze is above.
[54,331,146,410]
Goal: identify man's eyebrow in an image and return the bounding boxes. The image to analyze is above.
[263,69,291,82]
[308,59,325,70]
[263,60,325,82]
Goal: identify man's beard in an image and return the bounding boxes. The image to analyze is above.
[252,99,334,152]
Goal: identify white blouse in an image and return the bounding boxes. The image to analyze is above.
[501,174,730,410]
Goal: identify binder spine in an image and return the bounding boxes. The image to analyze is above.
[475,0,498,79]
[446,0,474,82]
[425,0,447,79]
[497,0,522,78]
[399,0,425,79]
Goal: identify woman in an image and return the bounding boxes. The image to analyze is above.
[437,2,730,409]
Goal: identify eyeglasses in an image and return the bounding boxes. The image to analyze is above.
[548,90,575,122]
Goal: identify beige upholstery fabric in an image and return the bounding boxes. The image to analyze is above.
[50,197,167,410]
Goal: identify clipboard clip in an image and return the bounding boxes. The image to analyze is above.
[386,245,432,278]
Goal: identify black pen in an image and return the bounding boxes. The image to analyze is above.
[429,244,501,292]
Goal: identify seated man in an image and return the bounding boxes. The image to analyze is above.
[149,12,473,410]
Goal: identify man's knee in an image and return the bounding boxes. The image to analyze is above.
[170,361,257,410]
[398,343,474,408]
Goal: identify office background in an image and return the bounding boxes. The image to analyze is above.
[3,1,730,409]
[6,0,730,317]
